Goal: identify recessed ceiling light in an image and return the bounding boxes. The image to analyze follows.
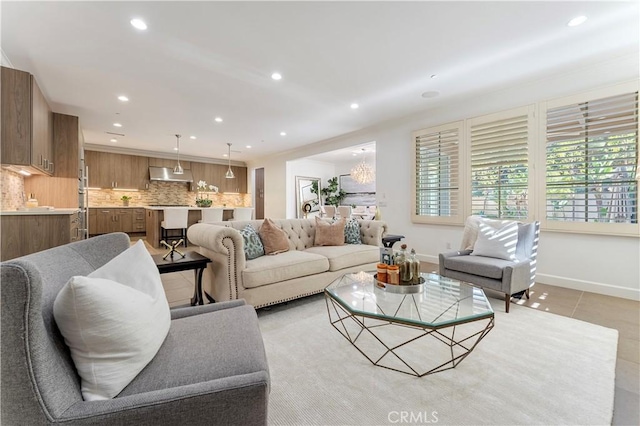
[174,147,178,151]
[246,145,252,149]
[567,16,587,27]
[280,131,287,136]
[352,153,357,156]
[190,136,196,140]
[117,95,129,102]
[110,138,117,143]
[130,18,147,30]
[113,122,122,127]
[271,72,282,80]
[421,91,440,98]
[223,153,228,157]
[214,117,223,123]
[350,103,359,109]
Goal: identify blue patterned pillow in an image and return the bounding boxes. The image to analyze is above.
[344,218,362,244]
[240,224,265,260]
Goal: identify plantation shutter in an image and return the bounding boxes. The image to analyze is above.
[413,122,461,221]
[470,112,529,219]
[545,92,638,224]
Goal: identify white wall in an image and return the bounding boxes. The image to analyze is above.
[247,53,640,300]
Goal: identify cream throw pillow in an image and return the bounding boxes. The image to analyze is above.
[53,240,171,401]
[315,217,346,246]
[470,221,519,261]
[258,218,290,255]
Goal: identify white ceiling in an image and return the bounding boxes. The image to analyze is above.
[2,1,638,163]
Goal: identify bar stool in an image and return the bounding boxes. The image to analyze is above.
[230,207,253,221]
[199,208,224,223]
[161,208,189,247]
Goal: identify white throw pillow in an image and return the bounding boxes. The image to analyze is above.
[53,240,170,401]
[470,221,519,261]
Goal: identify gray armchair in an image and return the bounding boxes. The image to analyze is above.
[1,233,270,425]
[439,217,540,313]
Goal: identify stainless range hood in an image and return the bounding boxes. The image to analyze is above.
[149,166,194,183]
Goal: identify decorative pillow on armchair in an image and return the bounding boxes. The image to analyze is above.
[258,218,290,255]
[53,240,170,401]
[470,221,519,261]
[315,216,346,246]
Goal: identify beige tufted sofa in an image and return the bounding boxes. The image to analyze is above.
[187,218,387,308]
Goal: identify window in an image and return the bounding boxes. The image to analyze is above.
[469,107,532,220]
[412,122,462,224]
[545,92,638,227]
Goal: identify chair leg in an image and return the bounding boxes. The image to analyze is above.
[183,228,187,247]
[505,294,510,313]
[525,288,530,299]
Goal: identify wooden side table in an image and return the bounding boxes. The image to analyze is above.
[152,251,212,305]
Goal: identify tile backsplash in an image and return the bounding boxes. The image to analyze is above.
[1,170,25,210]
[88,181,251,207]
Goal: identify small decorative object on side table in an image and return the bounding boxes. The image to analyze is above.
[161,239,186,260]
[152,251,212,305]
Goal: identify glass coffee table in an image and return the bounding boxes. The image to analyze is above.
[325,271,494,377]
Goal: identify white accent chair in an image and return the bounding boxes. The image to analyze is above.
[337,205,352,220]
[231,207,254,221]
[320,205,336,219]
[161,208,189,247]
[199,208,224,223]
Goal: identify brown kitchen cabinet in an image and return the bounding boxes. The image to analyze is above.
[1,212,80,261]
[89,208,144,235]
[1,66,54,175]
[53,113,81,178]
[85,151,148,189]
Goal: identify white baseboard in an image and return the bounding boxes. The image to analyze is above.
[536,273,640,301]
[416,253,639,301]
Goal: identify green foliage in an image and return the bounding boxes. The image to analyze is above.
[120,195,132,201]
[320,177,346,207]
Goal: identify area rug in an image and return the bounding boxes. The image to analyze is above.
[258,294,618,426]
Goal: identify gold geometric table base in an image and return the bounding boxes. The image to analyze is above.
[325,294,494,377]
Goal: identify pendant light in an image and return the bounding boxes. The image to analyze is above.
[350,148,374,184]
[225,142,235,179]
[173,134,184,175]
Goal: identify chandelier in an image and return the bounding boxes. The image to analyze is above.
[225,143,235,179]
[350,149,374,184]
[173,134,184,175]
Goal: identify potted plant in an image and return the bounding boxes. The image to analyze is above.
[195,180,218,207]
[120,195,132,206]
[320,177,346,207]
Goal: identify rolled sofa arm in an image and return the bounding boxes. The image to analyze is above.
[358,220,387,246]
[187,223,246,303]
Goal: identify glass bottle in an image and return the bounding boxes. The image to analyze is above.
[410,248,421,284]
[396,244,412,283]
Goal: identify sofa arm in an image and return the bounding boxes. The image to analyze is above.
[358,220,387,246]
[187,224,246,302]
[503,260,535,294]
[59,371,270,424]
[438,250,473,275]
[170,299,247,320]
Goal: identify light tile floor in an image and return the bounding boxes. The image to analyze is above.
[145,238,639,425]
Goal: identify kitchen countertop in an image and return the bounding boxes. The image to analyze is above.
[88,206,241,210]
[0,208,80,216]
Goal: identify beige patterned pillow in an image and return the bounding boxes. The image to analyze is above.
[258,218,290,255]
[315,217,346,246]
